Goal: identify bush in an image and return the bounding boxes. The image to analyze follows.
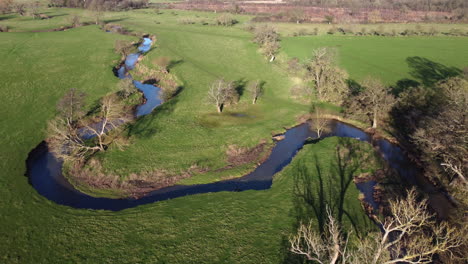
[114,40,135,56]
[327,26,337,35]
[178,18,195,25]
[117,79,137,98]
[216,13,237,26]
[0,24,9,32]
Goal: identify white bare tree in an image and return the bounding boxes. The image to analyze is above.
[289,189,464,264]
[48,94,130,161]
[290,207,350,264]
[207,79,235,113]
[310,105,330,138]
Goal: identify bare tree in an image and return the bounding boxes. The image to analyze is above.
[364,189,463,264]
[80,96,129,151]
[411,77,468,184]
[290,208,350,264]
[290,188,464,264]
[346,77,395,129]
[307,48,349,104]
[207,79,235,113]
[48,93,129,160]
[310,104,330,138]
[56,88,87,127]
[13,2,26,16]
[247,80,264,104]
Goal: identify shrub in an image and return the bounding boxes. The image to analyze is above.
[178,18,195,25]
[216,13,237,26]
[0,24,8,32]
[117,79,137,98]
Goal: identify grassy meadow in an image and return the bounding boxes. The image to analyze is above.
[0,6,467,263]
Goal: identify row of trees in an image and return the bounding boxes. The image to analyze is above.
[48,0,148,11]
[252,25,281,62]
[288,0,466,12]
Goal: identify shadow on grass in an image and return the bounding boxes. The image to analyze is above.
[102,18,128,24]
[281,138,374,263]
[127,96,180,139]
[0,15,17,21]
[405,56,461,87]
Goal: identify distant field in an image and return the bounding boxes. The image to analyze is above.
[270,22,468,36]
[281,35,468,84]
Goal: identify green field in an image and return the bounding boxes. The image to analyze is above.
[0,7,467,263]
[281,35,468,84]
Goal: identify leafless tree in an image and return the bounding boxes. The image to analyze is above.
[56,88,87,127]
[13,2,26,16]
[207,79,235,113]
[290,188,464,264]
[69,15,81,28]
[290,207,350,264]
[310,104,330,138]
[412,77,467,184]
[363,188,463,264]
[248,80,264,104]
[48,93,129,160]
[307,48,349,104]
[345,76,395,129]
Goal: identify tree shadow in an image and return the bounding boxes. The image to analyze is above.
[102,18,127,24]
[281,138,374,263]
[346,79,363,95]
[406,56,461,87]
[46,13,68,19]
[127,96,180,139]
[233,78,247,97]
[391,78,420,96]
[0,15,17,21]
[167,59,183,71]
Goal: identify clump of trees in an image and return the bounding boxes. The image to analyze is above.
[253,25,280,62]
[207,78,238,113]
[48,89,130,161]
[290,188,464,264]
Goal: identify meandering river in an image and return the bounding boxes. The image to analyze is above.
[25,37,453,216]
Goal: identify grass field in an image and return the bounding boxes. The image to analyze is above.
[0,7,467,263]
[281,35,468,84]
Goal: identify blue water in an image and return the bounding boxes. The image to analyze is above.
[116,37,162,117]
[138,38,152,52]
[26,120,452,212]
[134,81,162,117]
